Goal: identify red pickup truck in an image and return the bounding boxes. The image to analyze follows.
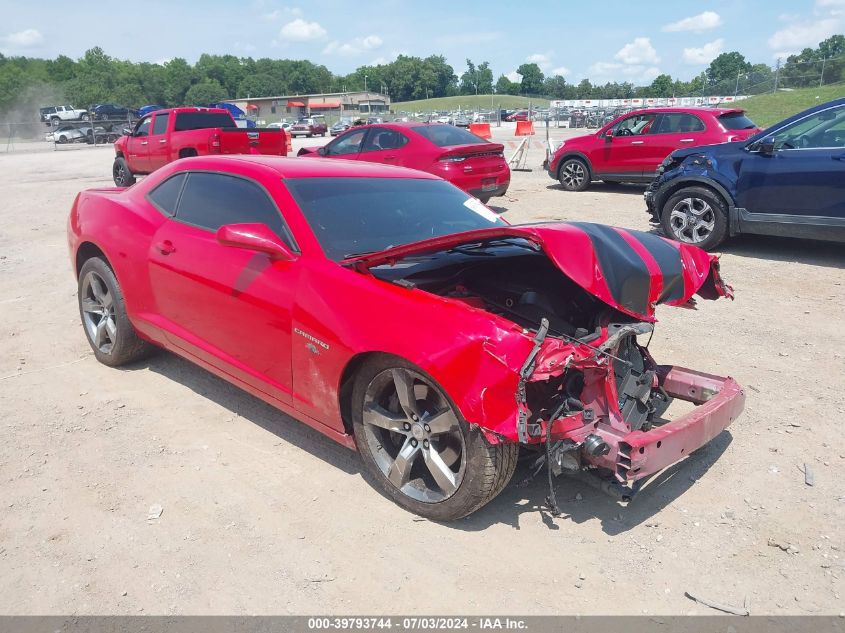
[112,107,289,186]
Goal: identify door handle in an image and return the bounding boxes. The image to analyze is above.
[680,138,695,143]
[140,141,148,146]
[159,139,167,144]
[832,153,845,161]
[384,155,397,161]
[156,240,175,255]
[631,140,644,145]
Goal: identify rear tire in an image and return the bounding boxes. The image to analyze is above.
[558,158,591,191]
[352,355,518,521]
[112,156,136,187]
[660,186,728,251]
[78,257,154,367]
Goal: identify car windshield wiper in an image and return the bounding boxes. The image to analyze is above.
[343,245,396,260]
[448,237,540,256]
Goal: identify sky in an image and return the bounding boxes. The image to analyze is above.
[1,0,844,85]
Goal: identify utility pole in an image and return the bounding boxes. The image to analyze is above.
[735,71,741,97]
[820,56,827,87]
[773,58,781,93]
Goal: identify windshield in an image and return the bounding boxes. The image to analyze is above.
[411,125,488,146]
[718,112,757,130]
[284,177,506,261]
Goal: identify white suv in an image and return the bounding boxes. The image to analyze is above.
[41,105,88,124]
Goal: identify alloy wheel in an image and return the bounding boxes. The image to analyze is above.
[669,197,716,244]
[80,270,117,354]
[361,368,466,503]
[560,161,585,189]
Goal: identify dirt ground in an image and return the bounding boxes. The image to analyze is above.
[1,127,843,616]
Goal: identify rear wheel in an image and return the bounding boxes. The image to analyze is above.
[78,257,154,367]
[558,158,591,191]
[112,156,136,187]
[352,356,518,521]
[660,186,728,251]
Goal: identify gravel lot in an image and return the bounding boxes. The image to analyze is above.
[1,127,843,615]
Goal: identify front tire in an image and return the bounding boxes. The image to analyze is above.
[558,158,591,191]
[352,356,518,521]
[112,156,136,187]
[78,257,154,367]
[660,186,728,250]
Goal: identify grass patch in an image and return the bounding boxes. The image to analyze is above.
[733,84,845,127]
[392,94,550,112]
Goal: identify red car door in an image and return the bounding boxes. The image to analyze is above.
[126,116,152,172]
[146,111,171,172]
[146,171,298,403]
[646,112,708,176]
[595,113,659,177]
[357,127,410,165]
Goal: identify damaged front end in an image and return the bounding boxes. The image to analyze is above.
[519,318,744,502]
[356,221,745,501]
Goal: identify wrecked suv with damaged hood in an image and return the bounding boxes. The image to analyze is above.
[67,155,744,521]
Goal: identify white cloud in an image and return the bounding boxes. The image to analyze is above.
[361,35,383,49]
[768,0,844,51]
[683,38,724,64]
[527,53,551,66]
[280,18,326,42]
[1,28,43,48]
[588,61,661,83]
[614,37,660,65]
[662,11,722,33]
[550,66,570,77]
[506,70,520,83]
[323,34,383,56]
[262,6,302,20]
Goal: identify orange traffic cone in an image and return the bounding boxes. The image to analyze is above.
[515,120,535,136]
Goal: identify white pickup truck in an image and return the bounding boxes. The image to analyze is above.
[40,105,88,124]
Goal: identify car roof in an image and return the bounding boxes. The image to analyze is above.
[179,155,441,180]
[623,106,745,116]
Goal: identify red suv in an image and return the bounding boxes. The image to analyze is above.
[545,107,760,191]
[298,122,510,203]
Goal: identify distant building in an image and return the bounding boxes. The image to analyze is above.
[226,91,390,121]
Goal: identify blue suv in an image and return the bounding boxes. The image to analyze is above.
[645,97,845,250]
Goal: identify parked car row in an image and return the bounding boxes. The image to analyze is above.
[543,99,845,250]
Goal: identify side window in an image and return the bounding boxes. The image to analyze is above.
[772,105,845,150]
[175,172,296,249]
[362,128,409,152]
[146,173,186,216]
[327,129,366,156]
[135,117,151,137]
[612,114,657,136]
[152,113,170,135]
[655,113,705,134]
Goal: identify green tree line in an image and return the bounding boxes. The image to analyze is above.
[1,36,842,116]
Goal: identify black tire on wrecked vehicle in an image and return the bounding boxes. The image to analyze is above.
[558,157,591,191]
[351,355,518,521]
[660,185,729,251]
[112,156,136,187]
[78,257,154,367]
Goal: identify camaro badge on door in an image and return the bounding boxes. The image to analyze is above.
[294,327,329,351]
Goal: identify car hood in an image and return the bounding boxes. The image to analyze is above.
[669,140,746,162]
[347,222,731,321]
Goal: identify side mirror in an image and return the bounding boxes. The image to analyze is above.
[318,146,328,156]
[758,136,775,156]
[604,129,613,142]
[122,128,131,136]
[216,223,295,260]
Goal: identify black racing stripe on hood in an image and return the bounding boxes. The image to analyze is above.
[628,230,685,304]
[569,222,650,315]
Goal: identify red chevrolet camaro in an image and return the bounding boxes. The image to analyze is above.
[68,155,744,520]
[297,122,510,203]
